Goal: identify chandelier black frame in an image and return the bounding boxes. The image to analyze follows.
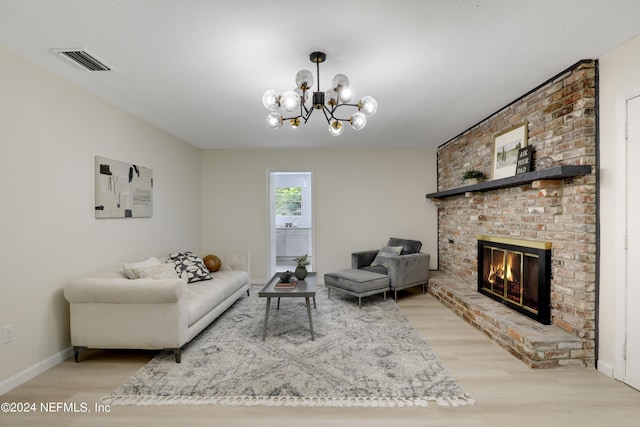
[262,51,377,136]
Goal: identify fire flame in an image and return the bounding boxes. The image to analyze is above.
[506,253,515,282]
[487,253,517,284]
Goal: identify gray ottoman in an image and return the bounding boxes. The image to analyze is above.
[324,268,390,308]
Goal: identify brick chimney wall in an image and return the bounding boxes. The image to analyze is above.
[433,61,597,363]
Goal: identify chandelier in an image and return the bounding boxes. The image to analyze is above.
[262,51,377,136]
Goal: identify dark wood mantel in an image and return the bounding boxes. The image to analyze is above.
[425,165,592,199]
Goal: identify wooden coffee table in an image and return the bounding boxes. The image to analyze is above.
[258,272,317,341]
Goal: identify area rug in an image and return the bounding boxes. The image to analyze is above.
[101,287,474,408]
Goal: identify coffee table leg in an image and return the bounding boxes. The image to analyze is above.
[305,297,315,341]
[262,297,271,340]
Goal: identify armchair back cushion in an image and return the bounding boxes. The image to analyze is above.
[387,237,422,255]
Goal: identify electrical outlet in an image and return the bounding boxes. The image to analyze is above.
[2,324,15,344]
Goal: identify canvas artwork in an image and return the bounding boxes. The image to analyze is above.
[492,123,528,180]
[95,156,153,218]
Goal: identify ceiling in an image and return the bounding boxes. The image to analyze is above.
[1,0,640,150]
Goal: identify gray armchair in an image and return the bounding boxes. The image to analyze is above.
[352,238,430,301]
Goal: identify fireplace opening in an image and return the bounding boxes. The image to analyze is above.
[477,236,551,324]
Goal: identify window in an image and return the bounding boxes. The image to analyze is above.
[275,187,302,217]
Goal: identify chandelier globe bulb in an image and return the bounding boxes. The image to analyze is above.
[350,112,367,130]
[262,89,280,111]
[359,96,378,116]
[280,90,300,113]
[339,87,352,103]
[266,112,283,129]
[325,89,338,107]
[328,120,344,136]
[331,74,350,91]
[295,70,314,90]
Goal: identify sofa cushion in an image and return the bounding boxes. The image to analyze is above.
[387,238,422,255]
[168,251,212,283]
[371,245,402,269]
[216,251,248,272]
[186,271,249,326]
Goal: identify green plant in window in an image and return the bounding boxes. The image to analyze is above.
[275,186,302,216]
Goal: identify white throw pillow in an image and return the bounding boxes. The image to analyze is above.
[131,263,179,280]
[123,257,161,279]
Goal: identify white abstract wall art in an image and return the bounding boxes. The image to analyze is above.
[95,156,153,218]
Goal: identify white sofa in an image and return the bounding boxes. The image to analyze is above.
[64,251,250,363]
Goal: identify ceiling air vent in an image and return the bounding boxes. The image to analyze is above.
[54,49,112,71]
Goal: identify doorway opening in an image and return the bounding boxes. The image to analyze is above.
[268,171,313,276]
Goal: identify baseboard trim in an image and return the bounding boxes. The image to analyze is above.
[597,360,614,378]
[0,346,73,395]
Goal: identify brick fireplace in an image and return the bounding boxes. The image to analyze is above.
[426,60,597,368]
[477,236,552,325]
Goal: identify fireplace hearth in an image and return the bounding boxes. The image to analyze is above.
[477,236,551,324]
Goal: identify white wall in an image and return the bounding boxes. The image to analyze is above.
[201,148,438,283]
[0,45,202,387]
[598,34,640,377]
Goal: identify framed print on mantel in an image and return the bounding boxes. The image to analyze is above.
[492,122,528,180]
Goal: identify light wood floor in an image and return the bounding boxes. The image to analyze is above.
[2,288,639,427]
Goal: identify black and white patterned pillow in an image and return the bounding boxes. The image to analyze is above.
[167,251,212,283]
